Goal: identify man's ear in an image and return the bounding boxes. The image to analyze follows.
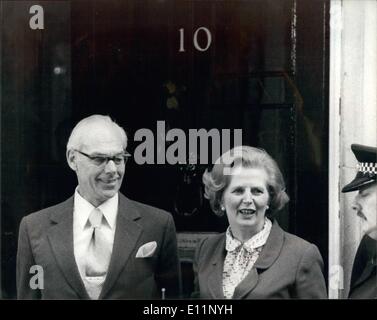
[67,149,77,171]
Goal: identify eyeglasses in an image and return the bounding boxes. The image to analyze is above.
[74,149,131,166]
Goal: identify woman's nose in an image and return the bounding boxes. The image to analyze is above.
[242,190,253,204]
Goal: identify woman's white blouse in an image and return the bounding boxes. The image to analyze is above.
[222,218,272,299]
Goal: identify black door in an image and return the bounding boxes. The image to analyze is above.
[1,0,328,298]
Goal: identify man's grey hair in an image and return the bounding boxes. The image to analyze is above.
[66,115,128,152]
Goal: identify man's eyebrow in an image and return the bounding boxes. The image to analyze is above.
[90,152,126,157]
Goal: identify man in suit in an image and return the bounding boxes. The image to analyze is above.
[342,144,376,299]
[17,115,180,299]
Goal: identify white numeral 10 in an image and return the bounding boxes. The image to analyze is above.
[179,27,212,52]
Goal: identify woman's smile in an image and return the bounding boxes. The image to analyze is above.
[238,208,256,217]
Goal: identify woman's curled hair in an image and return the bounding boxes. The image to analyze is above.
[202,146,289,217]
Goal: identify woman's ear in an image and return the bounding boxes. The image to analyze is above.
[216,202,226,217]
[219,194,225,211]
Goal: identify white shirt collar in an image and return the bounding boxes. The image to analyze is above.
[74,187,118,230]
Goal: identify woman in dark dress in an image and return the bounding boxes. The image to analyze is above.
[193,146,327,299]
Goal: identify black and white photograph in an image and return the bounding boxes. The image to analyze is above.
[0,0,376,306]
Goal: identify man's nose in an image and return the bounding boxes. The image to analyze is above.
[351,195,361,211]
[104,159,117,173]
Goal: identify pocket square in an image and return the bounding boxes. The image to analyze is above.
[136,241,157,258]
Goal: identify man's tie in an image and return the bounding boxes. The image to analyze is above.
[84,208,112,299]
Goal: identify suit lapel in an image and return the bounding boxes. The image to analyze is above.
[254,220,284,269]
[351,236,377,291]
[47,197,89,299]
[99,194,142,299]
[233,219,285,299]
[232,268,259,299]
[352,263,376,290]
[207,236,226,299]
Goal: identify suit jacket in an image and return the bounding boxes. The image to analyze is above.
[193,220,327,299]
[349,234,377,299]
[17,193,180,299]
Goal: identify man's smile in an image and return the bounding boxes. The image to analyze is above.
[98,177,119,186]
